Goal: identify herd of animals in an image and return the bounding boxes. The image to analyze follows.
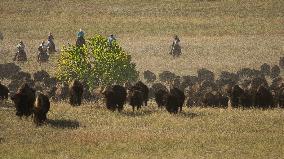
[1,57,284,126]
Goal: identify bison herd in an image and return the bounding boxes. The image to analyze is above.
[1,57,284,126]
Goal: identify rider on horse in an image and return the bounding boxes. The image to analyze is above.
[76,28,86,47]
[37,41,49,62]
[108,34,116,48]
[170,35,182,57]
[47,32,56,53]
[13,41,27,61]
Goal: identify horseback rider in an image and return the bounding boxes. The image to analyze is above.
[170,35,182,57]
[172,35,180,46]
[47,32,56,53]
[76,28,85,47]
[13,41,27,61]
[17,41,25,52]
[108,34,116,47]
[38,41,49,62]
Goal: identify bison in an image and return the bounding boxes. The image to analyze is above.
[69,80,83,106]
[149,82,168,98]
[0,82,9,100]
[155,87,185,114]
[11,83,36,118]
[230,85,244,108]
[133,81,149,106]
[102,85,127,112]
[179,75,198,91]
[260,63,271,76]
[254,85,274,109]
[0,63,21,79]
[270,65,280,79]
[128,87,144,112]
[202,91,218,107]
[169,87,185,112]
[33,70,50,82]
[165,94,179,114]
[159,71,176,83]
[33,92,50,126]
[197,68,214,82]
[143,70,156,83]
[154,89,169,108]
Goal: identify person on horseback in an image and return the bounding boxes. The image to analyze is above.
[13,41,27,61]
[48,32,54,41]
[37,41,49,62]
[47,32,56,53]
[108,34,116,48]
[170,35,182,57]
[76,28,85,47]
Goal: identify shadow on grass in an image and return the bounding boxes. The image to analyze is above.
[47,119,80,129]
[121,109,154,117]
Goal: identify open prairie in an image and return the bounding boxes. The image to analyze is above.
[0,0,284,158]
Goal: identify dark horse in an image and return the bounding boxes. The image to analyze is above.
[76,37,85,47]
[13,50,27,62]
[170,44,182,57]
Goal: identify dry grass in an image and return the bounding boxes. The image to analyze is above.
[0,0,284,158]
[0,0,284,76]
[0,101,284,159]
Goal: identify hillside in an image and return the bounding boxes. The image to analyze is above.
[0,0,284,158]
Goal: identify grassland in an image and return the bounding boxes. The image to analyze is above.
[1,102,284,159]
[0,0,284,158]
[0,0,284,76]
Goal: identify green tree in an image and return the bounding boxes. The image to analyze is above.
[57,35,139,88]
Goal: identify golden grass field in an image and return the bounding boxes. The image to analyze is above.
[0,0,284,158]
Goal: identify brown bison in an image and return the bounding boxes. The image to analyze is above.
[205,91,229,108]
[154,89,169,108]
[169,87,185,112]
[156,87,185,114]
[69,80,83,106]
[0,82,9,100]
[260,63,271,76]
[128,87,144,112]
[159,71,176,83]
[202,91,218,107]
[197,68,215,82]
[216,71,238,87]
[218,92,229,108]
[230,85,244,108]
[143,70,156,83]
[33,92,50,126]
[0,63,21,79]
[179,75,198,91]
[133,81,149,106]
[165,93,179,114]
[10,71,31,81]
[254,85,274,109]
[149,82,168,98]
[11,83,36,117]
[237,68,262,79]
[239,89,254,108]
[33,70,50,82]
[185,83,203,107]
[102,85,127,112]
[270,65,280,79]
